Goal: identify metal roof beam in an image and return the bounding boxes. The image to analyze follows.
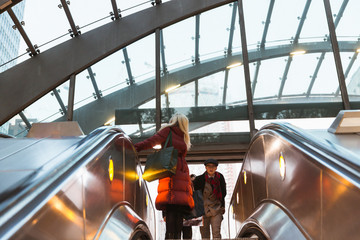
[194,14,200,107]
[110,0,121,20]
[226,2,237,55]
[0,0,22,14]
[335,51,358,96]
[238,0,255,136]
[18,111,31,130]
[7,8,37,56]
[293,0,312,44]
[278,0,311,98]
[222,70,229,105]
[260,0,274,49]
[50,41,360,133]
[306,53,325,97]
[306,0,349,96]
[334,0,349,27]
[252,0,275,95]
[1,38,359,128]
[122,48,134,85]
[67,74,76,121]
[160,29,167,74]
[222,2,238,105]
[0,0,238,126]
[52,89,68,115]
[87,67,102,99]
[59,0,79,37]
[323,0,350,109]
[115,101,360,125]
[155,29,161,131]
[194,14,200,64]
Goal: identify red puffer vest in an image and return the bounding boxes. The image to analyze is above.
[134,126,194,211]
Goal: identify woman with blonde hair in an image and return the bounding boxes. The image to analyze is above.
[134,113,194,239]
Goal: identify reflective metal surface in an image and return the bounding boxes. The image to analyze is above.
[0,126,155,239]
[96,202,151,240]
[229,122,360,239]
[239,202,305,240]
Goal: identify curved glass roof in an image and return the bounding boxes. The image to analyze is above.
[1,0,360,137]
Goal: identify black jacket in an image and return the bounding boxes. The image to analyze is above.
[193,171,226,207]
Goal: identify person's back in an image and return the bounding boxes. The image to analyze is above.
[134,113,194,239]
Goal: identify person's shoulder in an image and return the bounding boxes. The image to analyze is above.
[158,126,171,135]
[218,171,226,179]
[198,172,207,179]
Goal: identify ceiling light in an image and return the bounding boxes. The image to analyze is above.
[290,50,306,56]
[165,84,180,93]
[104,117,115,126]
[356,48,360,53]
[226,62,242,69]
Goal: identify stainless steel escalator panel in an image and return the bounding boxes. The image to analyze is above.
[229,122,360,239]
[0,139,42,159]
[0,138,80,162]
[83,138,125,238]
[11,175,85,240]
[0,127,156,239]
[322,169,360,239]
[240,202,306,240]
[0,138,82,214]
[307,129,360,166]
[263,133,321,238]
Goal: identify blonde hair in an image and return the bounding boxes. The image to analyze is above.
[159,113,191,150]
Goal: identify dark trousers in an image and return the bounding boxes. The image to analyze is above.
[165,205,184,239]
[182,226,192,239]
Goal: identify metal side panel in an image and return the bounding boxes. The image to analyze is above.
[124,138,137,209]
[0,138,43,159]
[263,133,321,239]
[239,202,306,240]
[82,137,124,239]
[1,126,155,239]
[10,174,84,240]
[230,122,360,239]
[248,135,267,208]
[322,169,360,239]
[96,203,152,240]
[241,152,254,219]
[0,138,80,166]
[0,138,81,217]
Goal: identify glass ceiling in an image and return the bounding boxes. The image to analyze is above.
[1,0,360,137]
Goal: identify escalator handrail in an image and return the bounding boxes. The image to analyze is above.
[257,122,360,186]
[0,126,125,239]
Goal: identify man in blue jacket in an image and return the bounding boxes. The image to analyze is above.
[193,158,226,239]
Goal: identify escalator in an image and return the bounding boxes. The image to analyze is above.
[0,125,156,240]
[228,121,360,239]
